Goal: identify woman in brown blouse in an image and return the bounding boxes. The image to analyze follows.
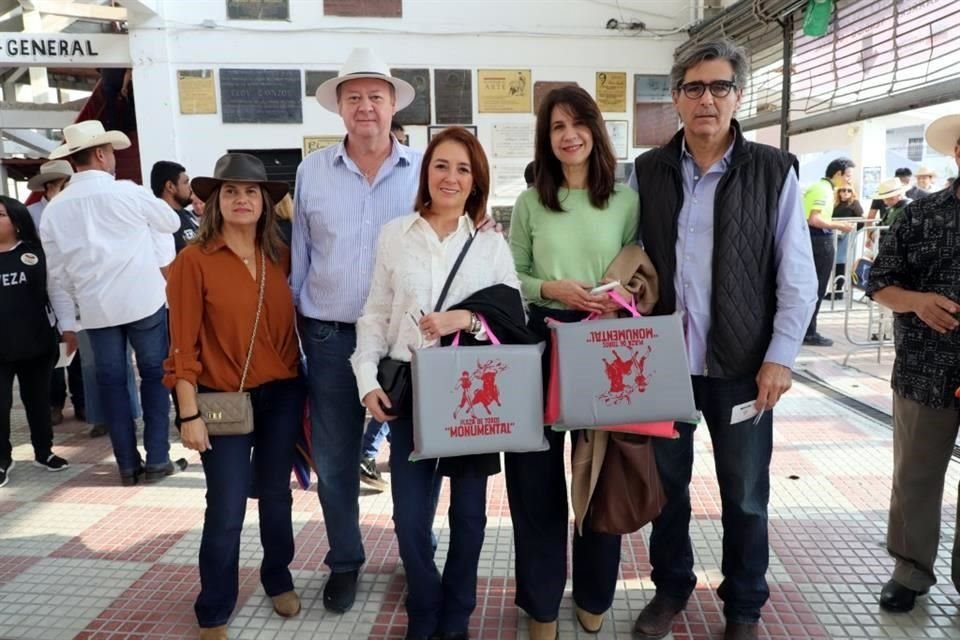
[163,154,303,640]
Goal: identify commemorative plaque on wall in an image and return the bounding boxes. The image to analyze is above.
[478,69,532,114]
[434,69,473,124]
[390,68,431,125]
[325,0,401,17]
[304,70,337,97]
[633,74,677,147]
[226,0,289,20]
[177,70,216,115]
[220,69,302,124]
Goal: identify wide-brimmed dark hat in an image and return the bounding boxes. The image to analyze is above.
[191,153,288,202]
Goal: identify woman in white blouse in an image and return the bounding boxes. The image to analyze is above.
[352,127,521,640]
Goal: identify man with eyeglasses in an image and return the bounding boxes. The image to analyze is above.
[802,159,857,347]
[628,40,817,640]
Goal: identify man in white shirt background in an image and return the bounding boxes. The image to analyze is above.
[40,120,182,487]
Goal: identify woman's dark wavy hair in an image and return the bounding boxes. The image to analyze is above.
[0,195,42,251]
[533,85,617,212]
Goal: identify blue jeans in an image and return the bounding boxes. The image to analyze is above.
[299,317,366,573]
[649,375,773,623]
[77,330,140,425]
[195,377,304,627]
[362,419,390,459]
[389,417,487,637]
[86,306,170,474]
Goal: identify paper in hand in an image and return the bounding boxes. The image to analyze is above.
[55,343,76,369]
[730,400,760,425]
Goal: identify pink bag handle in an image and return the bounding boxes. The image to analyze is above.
[586,289,641,320]
[452,313,501,346]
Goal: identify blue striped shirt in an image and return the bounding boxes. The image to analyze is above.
[291,139,423,322]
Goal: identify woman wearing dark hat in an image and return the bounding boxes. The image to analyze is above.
[163,153,303,640]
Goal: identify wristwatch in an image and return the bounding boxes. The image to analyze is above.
[468,312,482,335]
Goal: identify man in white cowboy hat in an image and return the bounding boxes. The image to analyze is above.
[39,120,182,486]
[868,113,960,614]
[26,159,73,228]
[909,166,937,200]
[290,46,422,615]
[874,177,911,228]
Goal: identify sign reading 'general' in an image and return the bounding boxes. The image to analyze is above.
[0,33,130,66]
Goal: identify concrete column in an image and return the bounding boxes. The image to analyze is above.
[128,16,178,183]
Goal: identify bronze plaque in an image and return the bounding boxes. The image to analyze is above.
[435,69,473,124]
[325,0,401,17]
[389,68,430,125]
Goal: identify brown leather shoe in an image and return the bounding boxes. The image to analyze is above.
[198,625,227,640]
[723,621,759,640]
[271,590,301,617]
[633,593,687,639]
[528,619,558,640]
[575,606,605,633]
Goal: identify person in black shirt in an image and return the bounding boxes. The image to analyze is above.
[832,185,864,290]
[867,112,960,614]
[151,161,197,254]
[0,197,73,488]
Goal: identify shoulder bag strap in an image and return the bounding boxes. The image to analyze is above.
[433,229,476,313]
[238,247,267,392]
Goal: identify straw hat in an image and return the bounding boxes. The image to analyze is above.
[49,120,131,160]
[191,153,289,202]
[925,114,960,156]
[315,48,415,113]
[873,177,909,200]
[27,159,74,192]
[915,166,937,177]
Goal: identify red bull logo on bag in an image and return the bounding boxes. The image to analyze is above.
[447,359,515,438]
[600,345,654,406]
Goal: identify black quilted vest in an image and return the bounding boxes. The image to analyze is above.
[633,121,798,378]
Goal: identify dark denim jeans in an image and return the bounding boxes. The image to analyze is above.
[503,304,622,622]
[649,375,773,623]
[86,306,170,474]
[195,376,304,628]
[298,317,366,573]
[389,417,487,637]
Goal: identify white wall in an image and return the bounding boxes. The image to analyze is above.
[129,0,692,205]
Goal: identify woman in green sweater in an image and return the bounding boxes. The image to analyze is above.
[506,86,639,640]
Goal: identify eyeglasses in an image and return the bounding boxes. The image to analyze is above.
[837,188,853,193]
[676,80,738,99]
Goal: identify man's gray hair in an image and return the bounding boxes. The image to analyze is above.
[670,39,750,91]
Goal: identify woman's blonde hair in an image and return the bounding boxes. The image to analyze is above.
[834,184,859,206]
[194,184,285,263]
[274,194,294,221]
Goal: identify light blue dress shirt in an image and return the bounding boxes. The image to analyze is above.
[291,138,423,323]
[629,140,817,375]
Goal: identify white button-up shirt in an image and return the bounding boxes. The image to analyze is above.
[39,170,180,329]
[351,213,522,401]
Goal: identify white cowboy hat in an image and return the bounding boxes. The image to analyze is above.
[874,177,909,200]
[915,165,937,177]
[27,159,74,192]
[49,120,131,160]
[925,114,960,156]
[315,48,415,113]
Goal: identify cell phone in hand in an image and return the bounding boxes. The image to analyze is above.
[590,280,621,295]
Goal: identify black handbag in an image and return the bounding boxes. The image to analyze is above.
[375,230,476,418]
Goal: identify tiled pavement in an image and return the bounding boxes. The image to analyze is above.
[3,382,960,639]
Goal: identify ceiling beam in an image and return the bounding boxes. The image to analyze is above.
[29,0,126,23]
